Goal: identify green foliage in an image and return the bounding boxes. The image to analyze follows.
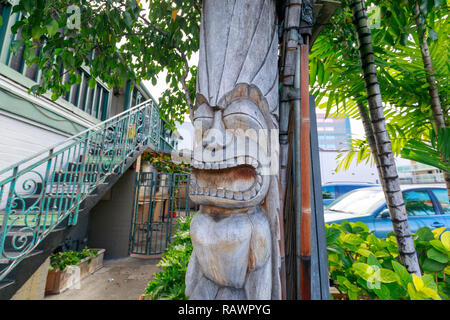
[327,221,450,300]
[401,127,450,172]
[143,216,192,300]
[310,0,449,172]
[9,0,201,129]
[49,247,99,271]
[141,151,190,173]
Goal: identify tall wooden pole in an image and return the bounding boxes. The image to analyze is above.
[299,38,311,300]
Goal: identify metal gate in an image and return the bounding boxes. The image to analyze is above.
[129,172,195,255]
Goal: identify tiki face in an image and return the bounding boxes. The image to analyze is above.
[189,84,273,209]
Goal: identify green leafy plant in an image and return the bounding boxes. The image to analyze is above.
[401,127,450,172]
[326,221,449,300]
[142,216,193,300]
[142,151,190,174]
[49,247,99,271]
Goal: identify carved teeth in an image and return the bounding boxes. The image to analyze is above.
[190,185,261,201]
[234,192,243,200]
[227,158,236,167]
[225,189,234,199]
[192,156,261,170]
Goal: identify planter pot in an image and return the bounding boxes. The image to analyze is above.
[45,249,105,295]
[330,286,348,300]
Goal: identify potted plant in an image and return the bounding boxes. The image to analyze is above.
[45,247,105,295]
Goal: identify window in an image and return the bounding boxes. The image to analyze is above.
[0,5,111,121]
[327,189,386,216]
[322,186,336,200]
[403,190,435,216]
[337,185,360,195]
[431,189,450,215]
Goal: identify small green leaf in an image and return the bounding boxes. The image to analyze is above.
[326,228,341,245]
[88,78,96,89]
[367,253,382,269]
[357,248,372,257]
[426,248,448,264]
[391,260,412,288]
[441,231,450,251]
[31,25,44,40]
[422,257,446,272]
[373,284,391,300]
[123,11,132,27]
[421,287,441,300]
[46,20,59,37]
[422,274,438,291]
[415,227,435,242]
[353,262,374,281]
[379,268,399,283]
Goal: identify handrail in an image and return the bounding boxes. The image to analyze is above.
[0,99,156,176]
[0,98,170,281]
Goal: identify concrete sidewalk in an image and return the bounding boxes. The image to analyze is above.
[44,256,160,300]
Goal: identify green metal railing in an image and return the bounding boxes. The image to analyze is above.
[129,172,195,256]
[0,99,166,281]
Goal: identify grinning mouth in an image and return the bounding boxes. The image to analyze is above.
[189,156,267,205]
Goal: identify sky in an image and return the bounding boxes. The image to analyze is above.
[143,72,366,152]
[143,75,412,168]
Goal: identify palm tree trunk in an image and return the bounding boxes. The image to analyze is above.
[415,3,450,199]
[355,98,381,172]
[350,0,421,276]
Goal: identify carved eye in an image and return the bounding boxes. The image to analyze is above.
[223,100,266,131]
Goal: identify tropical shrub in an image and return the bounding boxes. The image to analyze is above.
[141,151,190,174]
[49,247,99,271]
[143,216,193,300]
[326,221,450,300]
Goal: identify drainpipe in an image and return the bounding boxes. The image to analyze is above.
[294,0,314,300]
[293,31,303,300]
[279,0,303,300]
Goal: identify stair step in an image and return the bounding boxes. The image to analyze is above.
[0,211,72,228]
[0,280,15,290]
[0,249,44,265]
[2,226,67,251]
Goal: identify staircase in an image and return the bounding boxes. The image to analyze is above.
[0,99,167,299]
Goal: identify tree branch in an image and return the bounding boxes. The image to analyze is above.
[176,48,193,113]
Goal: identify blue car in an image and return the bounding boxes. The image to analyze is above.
[322,183,380,206]
[324,184,450,238]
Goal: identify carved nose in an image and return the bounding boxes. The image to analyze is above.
[202,110,229,151]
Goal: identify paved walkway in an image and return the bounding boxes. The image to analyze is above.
[44,256,160,300]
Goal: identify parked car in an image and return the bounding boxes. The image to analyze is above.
[324,185,449,238]
[322,183,380,206]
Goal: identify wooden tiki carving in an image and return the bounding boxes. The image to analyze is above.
[186,0,281,300]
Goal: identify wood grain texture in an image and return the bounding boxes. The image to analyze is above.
[187,0,281,300]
